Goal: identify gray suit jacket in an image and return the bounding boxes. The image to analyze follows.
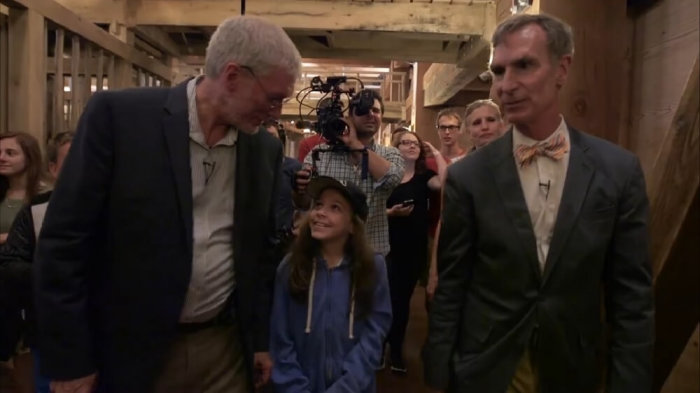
[423,128,654,393]
[35,81,282,392]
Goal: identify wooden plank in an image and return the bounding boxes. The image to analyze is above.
[53,27,64,135]
[7,7,45,142]
[0,13,8,134]
[539,0,632,144]
[82,42,92,102]
[51,0,495,38]
[69,35,80,129]
[648,56,700,392]
[422,37,490,107]
[107,54,114,89]
[0,0,171,81]
[95,48,103,91]
[132,25,181,57]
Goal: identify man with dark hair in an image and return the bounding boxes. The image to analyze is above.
[424,13,653,393]
[0,131,74,393]
[294,89,403,257]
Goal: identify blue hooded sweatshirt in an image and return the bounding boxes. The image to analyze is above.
[270,253,392,393]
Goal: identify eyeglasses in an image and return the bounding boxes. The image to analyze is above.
[240,65,291,110]
[437,125,461,133]
[399,140,420,147]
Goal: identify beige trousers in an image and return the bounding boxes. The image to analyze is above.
[506,348,539,393]
[152,323,249,393]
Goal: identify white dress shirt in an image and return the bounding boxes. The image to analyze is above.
[512,118,570,273]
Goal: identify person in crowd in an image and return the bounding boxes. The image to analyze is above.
[0,131,74,393]
[464,99,507,150]
[434,108,467,164]
[270,176,391,393]
[34,16,301,393]
[0,132,44,244]
[385,130,446,374]
[0,131,45,393]
[297,132,325,162]
[425,99,507,300]
[424,13,653,393]
[294,89,404,257]
[263,119,302,236]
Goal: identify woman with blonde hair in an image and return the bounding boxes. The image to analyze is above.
[463,99,507,150]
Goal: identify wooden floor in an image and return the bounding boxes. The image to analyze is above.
[376,286,432,393]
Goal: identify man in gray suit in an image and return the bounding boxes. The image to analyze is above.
[423,14,653,393]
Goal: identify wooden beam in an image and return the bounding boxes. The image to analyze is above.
[95,48,103,90]
[69,35,80,129]
[53,28,64,135]
[132,25,181,57]
[7,7,45,142]
[0,13,8,134]
[648,56,700,392]
[422,37,490,107]
[52,0,495,38]
[0,0,171,81]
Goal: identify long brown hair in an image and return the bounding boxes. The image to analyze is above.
[392,130,428,174]
[0,132,44,202]
[288,214,376,319]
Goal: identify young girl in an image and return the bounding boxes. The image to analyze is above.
[270,176,391,393]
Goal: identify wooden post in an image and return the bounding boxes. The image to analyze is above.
[107,54,115,90]
[83,43,92,102]
[69,35,80,130]
[53,28,65,136]
[95,49,104,91]
[7,7,46,143]
[538,0,632,145]
[0,13,8,134]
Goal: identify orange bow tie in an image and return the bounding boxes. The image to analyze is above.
[514,133,569,167]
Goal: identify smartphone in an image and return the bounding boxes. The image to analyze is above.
[402,199,415,207]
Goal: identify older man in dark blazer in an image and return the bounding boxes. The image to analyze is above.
[424,14,653,393]
[34,16,301,393]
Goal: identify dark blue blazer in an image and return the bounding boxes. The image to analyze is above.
[35,80,283,392]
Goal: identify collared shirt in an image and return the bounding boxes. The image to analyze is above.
[304,142,404,255]
[180,77,238,322]
[512,117,570,273]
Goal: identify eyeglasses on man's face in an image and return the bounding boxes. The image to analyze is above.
[240,65,291,110]
[436,125,461,133]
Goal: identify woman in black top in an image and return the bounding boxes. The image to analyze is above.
[385,130,446,374]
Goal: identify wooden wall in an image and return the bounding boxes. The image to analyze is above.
[629,0,699,177]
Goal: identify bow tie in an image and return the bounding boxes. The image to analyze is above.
[514,133,569,167]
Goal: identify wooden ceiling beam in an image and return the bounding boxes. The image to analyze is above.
[132,25,181,57]
[52,0,495,38]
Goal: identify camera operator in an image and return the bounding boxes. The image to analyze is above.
[294,90,404,256]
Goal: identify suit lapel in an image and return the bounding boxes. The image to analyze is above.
[488,131,542,281]
[542,129,594,284]
[233,131,255,253]
[162,81,194,256]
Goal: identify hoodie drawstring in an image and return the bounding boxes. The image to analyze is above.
[305,262,317,334]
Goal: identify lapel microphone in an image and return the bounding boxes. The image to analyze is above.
[539,179,551,200]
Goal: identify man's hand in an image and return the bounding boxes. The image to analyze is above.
[253,351,273,391]
[386,203,414,217]
[339,118,364,150]
[294,165,312,194]
[50,373,97,393]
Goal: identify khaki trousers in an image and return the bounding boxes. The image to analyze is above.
[152,323,249,393]
[506,348,539,393]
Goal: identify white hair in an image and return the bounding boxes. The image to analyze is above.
[205,16,301,79]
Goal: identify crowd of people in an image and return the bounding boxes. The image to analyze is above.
[0,10,653,393]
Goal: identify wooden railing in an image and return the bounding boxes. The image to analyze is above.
[0,0,172,143]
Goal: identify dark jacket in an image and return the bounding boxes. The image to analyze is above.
[423,128,654,393]
[0,191,51,359]
[34,82,282,392]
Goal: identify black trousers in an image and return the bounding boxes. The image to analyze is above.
[386,253,420,360]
